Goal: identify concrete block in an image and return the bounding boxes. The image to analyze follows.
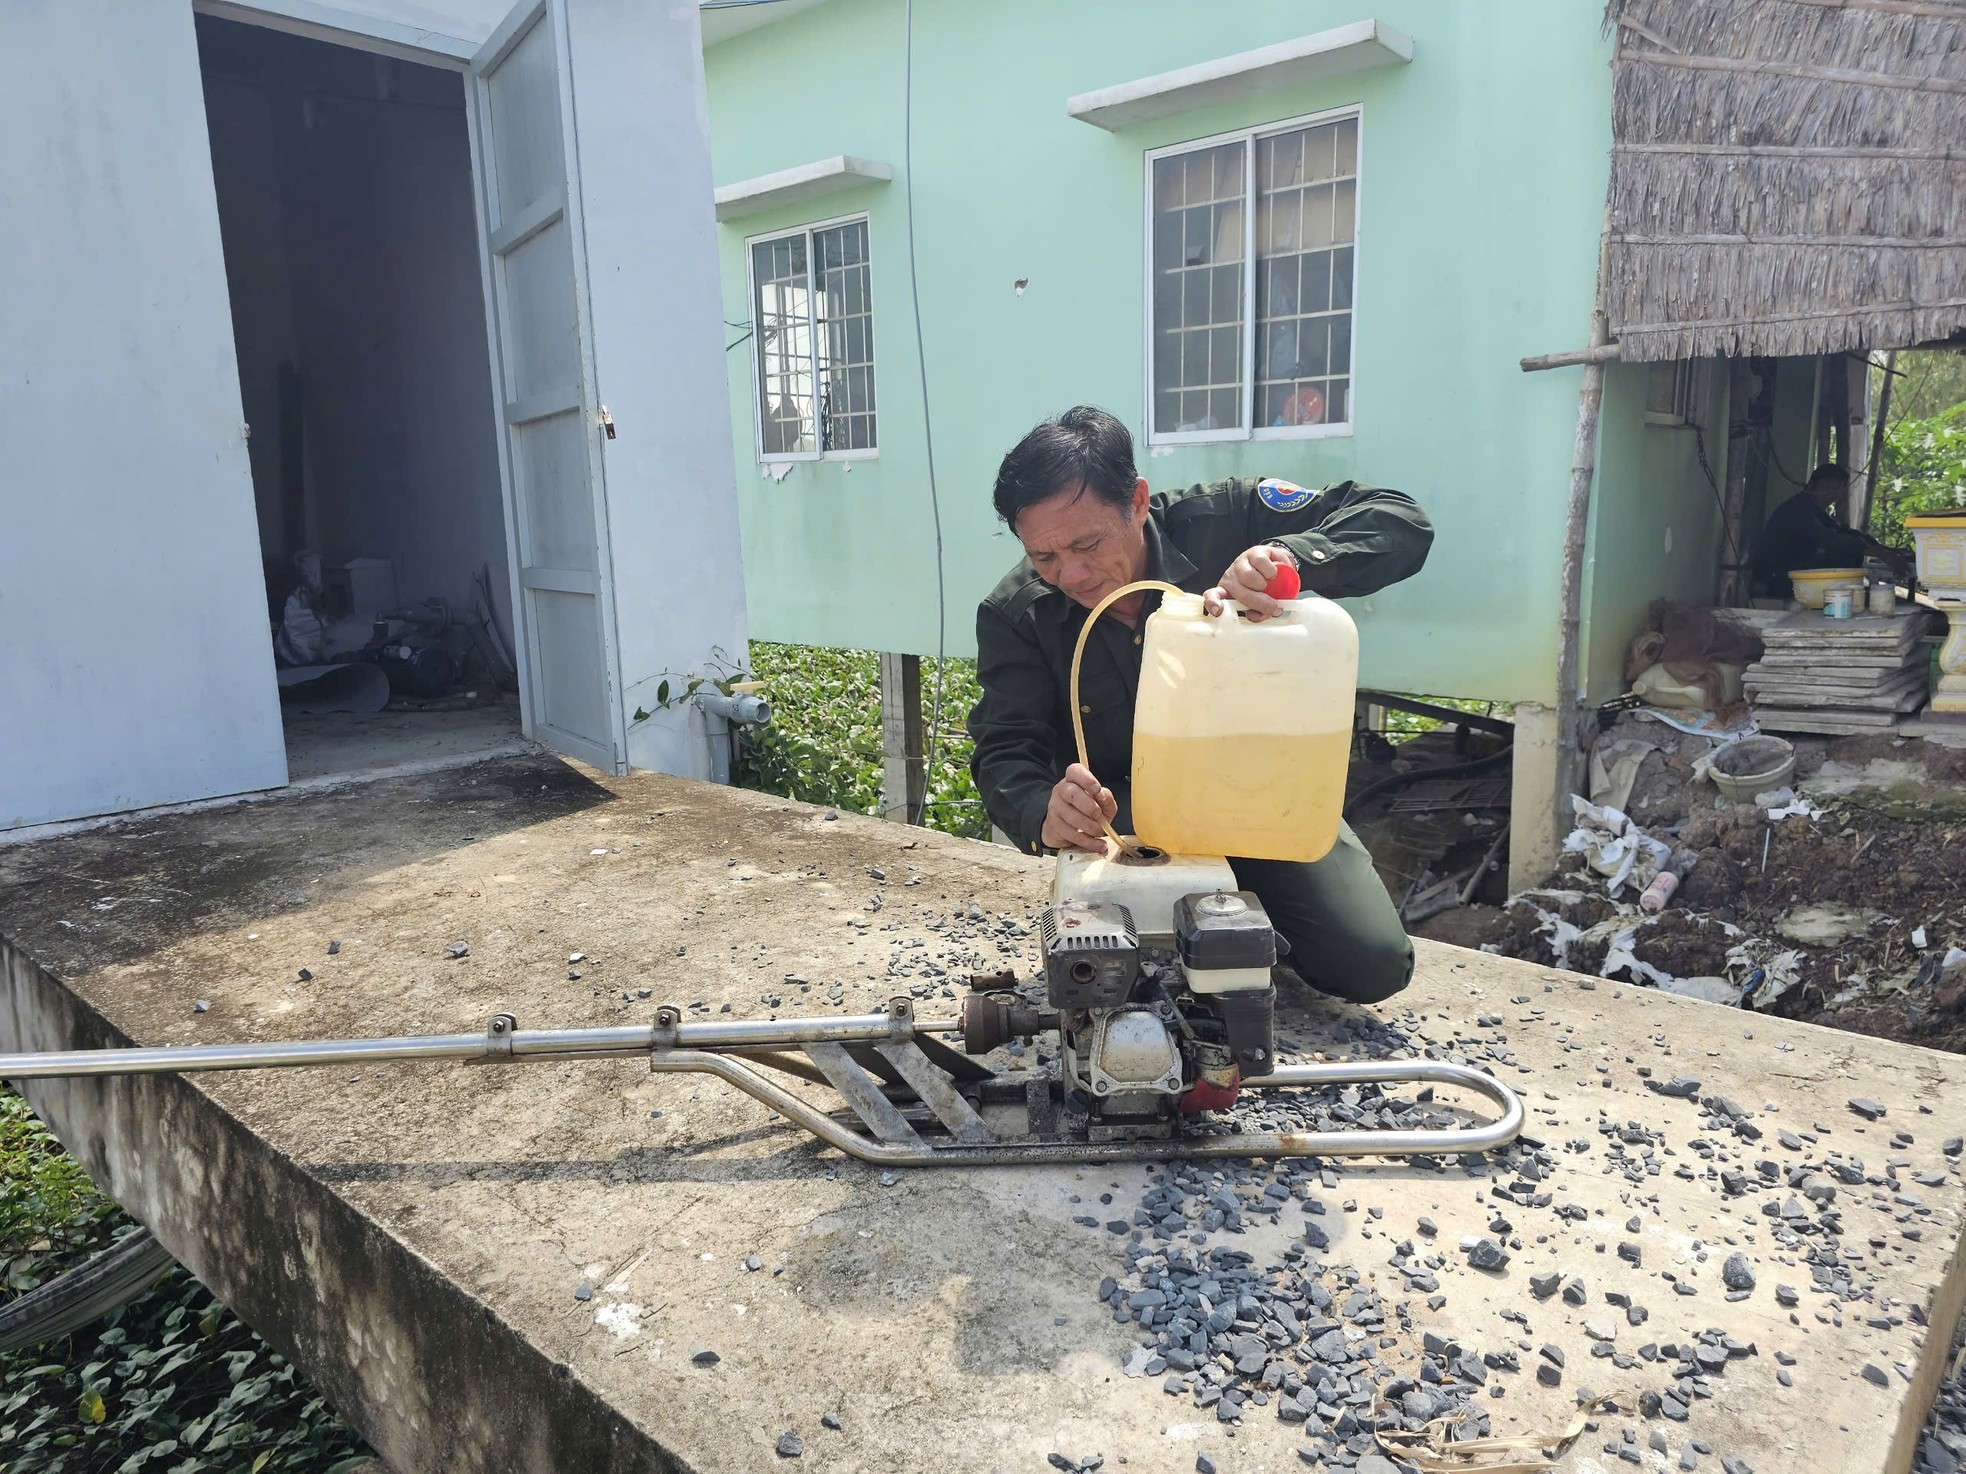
[3,756,1963,1474]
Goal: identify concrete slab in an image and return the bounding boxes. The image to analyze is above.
[283,695,531,785]
[4,755,1966,1474]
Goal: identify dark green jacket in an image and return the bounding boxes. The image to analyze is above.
[1752,492,1873,596]
[967,477,1433,854]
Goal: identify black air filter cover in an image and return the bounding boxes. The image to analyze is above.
[1173,891,1277,972]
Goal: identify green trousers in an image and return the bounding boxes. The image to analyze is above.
[1228,822,1414,1005]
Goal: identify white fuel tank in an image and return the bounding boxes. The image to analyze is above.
[1052,845,1237,947]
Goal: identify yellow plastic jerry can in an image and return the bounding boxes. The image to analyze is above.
[1129,591,1358,863]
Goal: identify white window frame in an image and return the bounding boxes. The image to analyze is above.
[1142,104,1363,448]
[743,211,880,465]
[1645,359,1708,429]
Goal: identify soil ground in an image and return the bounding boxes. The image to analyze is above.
[1471,723,1966,1054]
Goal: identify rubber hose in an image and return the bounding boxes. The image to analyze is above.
[1067,579,1184,857]
[0,1229,178,1353]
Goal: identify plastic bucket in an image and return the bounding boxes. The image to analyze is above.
[1710,735,1797,805]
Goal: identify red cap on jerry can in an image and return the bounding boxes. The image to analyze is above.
[1264,563,1301,602]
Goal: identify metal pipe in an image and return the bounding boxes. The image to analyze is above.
[696,690,771,727]
[0,1033,500,1079]
[1355,690,1514,736]
[0,1009,964,1081]
[650,1052,1524,1166]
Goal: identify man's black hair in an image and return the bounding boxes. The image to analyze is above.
[1806,462,1850,492]
[991,406,1138,528]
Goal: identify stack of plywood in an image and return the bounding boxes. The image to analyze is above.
[1744,607,1938,735]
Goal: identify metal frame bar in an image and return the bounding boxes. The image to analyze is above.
[0,1004,1524,1167]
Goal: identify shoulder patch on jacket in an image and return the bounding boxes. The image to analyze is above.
[1257,478,1316,512]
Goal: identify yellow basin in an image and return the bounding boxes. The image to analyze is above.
[1790,567,1865,610]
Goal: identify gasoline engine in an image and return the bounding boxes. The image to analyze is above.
[953,846,1296,1142]
[1048,891,1275,1132]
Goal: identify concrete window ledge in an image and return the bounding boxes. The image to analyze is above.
[1066,20,1413,131]
[713,155,893,222]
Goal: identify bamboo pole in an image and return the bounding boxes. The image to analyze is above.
[1521,344,1623,372]
[1551,209,1614,816]
[1844,353,1873,529]
[1719,358,1753,606]
[1864,349,1899,533]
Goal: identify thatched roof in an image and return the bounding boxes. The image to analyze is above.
[1603,0,1966,362]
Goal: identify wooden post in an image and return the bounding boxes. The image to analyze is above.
[1718,357,1753,607]
[1844,353,1873,531]
[1552,208,1612,818]
[1864,350,1899,534]
[879,652,925,824]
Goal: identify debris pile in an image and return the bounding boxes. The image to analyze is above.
[1487,728,1966,1046]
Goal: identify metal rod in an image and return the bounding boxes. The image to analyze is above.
[649,1052,1524,1166]
[0,1015,1525,1166]
[0,1010,963,1081]
[1355,689,1514,736]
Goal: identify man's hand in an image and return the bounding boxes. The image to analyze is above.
[1203,544,1298,621]
[1042,763,1117,852]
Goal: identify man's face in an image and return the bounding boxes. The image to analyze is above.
[1014,479,1151,609]
[1811,478,1846,512]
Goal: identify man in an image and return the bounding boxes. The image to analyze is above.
[1753,463,1909,598]
[967,405,1434,1006]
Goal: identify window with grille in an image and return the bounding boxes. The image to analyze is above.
[1147,110,1358,443]
[747,216,877,461]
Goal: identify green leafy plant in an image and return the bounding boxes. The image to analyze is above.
[628,646,752,724]
[1,1089,373,1474]
[1,1090,122,1301]
[1872,403,1966,553]
[730,643,989,840]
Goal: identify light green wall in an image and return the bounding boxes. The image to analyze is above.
[1579,363,1732,701]
[704,0,1612,703]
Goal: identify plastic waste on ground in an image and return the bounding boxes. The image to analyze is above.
[1562,796,1670,898]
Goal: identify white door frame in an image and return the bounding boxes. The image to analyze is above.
[187,0,589,770]
[191,1,477,66]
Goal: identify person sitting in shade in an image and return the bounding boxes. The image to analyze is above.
[1753,463,1910,598]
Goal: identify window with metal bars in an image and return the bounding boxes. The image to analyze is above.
[1146,110,1359,444]
[747,216,877,461]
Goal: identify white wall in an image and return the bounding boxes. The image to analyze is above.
[0,0,287,831]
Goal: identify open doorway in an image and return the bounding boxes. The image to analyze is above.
[196,14,527,785]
